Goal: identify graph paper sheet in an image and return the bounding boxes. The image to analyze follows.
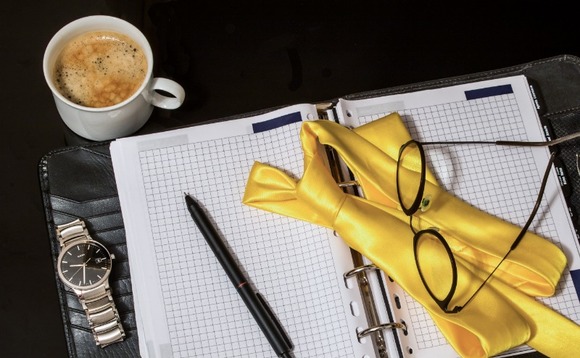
[337,75,580,357]
[110,104,374,358]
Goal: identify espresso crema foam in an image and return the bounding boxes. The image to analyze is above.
[53,31,147,108]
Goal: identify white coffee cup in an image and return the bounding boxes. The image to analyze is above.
[43,15,185,141]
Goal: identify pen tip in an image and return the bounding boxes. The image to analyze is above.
[184,193,195,204]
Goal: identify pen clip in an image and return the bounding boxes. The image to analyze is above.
[256,292,294,351]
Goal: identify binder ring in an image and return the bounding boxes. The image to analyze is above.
[343,264,378,280]
[337,180,359,188]
[357,322,407,339]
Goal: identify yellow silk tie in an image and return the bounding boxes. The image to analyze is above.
[243,113,580,357]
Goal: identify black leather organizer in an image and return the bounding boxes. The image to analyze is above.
[39,55,580,357]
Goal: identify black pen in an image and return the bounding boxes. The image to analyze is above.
[184,193,295,358]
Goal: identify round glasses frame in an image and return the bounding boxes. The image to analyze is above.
[396,139,558,313]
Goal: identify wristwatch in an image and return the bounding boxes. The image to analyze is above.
[55,219,125,347]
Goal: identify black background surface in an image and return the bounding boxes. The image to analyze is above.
[1,1,579,356]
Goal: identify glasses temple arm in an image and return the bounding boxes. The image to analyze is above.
[510,151,557,250]
[497,131,580,147]
[456,152,556,312]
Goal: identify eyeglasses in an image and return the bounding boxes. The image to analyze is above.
[395,131,580,314]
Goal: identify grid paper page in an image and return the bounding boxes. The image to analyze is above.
[111,104,373,358]
[337,75,580,357]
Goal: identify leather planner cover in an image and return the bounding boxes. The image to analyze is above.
[39,143,140,357]
[39,55,580,357]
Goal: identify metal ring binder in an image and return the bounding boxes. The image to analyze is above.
[331,144,393,356]
[358,322,407,339]
[337,180,359,188]
[343,264,378,280]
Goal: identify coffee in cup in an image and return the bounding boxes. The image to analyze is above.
[53,30,147,108]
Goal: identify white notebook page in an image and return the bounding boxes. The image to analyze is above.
[337,75,580,357]
[111,104,373,358]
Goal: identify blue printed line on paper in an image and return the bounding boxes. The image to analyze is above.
[252,112,302,133]
[465,84,514,100]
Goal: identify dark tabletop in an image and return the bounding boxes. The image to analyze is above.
[2,0,579,356]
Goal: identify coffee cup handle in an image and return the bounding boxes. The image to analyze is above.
[148,77,185,110]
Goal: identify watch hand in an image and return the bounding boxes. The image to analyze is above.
[81,257,93,284]
[70,266,84,280]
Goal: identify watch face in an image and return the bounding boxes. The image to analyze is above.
[58,241,112,289]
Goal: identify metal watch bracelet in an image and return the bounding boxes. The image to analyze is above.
[56,219,125,347]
